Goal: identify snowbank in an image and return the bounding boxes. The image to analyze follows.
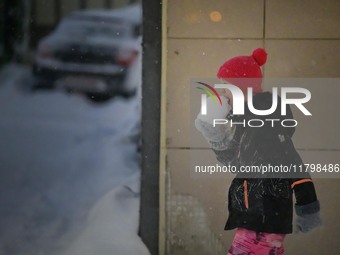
[0,64,149,255]
[61,173,150,255]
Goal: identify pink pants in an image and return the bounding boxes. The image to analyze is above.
[227,228,286,255]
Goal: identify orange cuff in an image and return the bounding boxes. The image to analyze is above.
[291,178,313,189]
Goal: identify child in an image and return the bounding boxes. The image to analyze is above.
[195,48,321,255]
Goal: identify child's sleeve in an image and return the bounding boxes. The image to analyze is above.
[291,176,318,206]
[291,177,322,233]
[277,132,321,232]
[211,131,240,167]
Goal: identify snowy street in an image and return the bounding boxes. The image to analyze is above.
[0,64,149,255]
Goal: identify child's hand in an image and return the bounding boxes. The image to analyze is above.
[295,211,322,233]
[195,96,235,150]
[196,96,231,125]
[195,118,229,141]
[294,200,322,233]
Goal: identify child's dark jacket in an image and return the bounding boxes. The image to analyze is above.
[213,92,319,234]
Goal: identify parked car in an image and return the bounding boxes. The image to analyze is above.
[32,4,141,101]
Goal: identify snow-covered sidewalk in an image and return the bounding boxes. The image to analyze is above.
[0,64,149,255]
[61,173,150,255]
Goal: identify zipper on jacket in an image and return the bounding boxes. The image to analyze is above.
[243,180,249,209]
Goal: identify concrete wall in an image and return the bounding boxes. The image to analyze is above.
[161,0,340,254]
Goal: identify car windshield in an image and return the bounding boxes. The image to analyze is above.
[57,18,131,39]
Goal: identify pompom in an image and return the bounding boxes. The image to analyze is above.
[252,48,267,66]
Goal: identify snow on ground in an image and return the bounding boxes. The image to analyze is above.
[0,64,149,255]
[60,174,150,255]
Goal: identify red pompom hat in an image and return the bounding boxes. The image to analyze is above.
[217,48,267,93]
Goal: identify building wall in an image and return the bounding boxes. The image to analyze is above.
[162,0,340,254]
